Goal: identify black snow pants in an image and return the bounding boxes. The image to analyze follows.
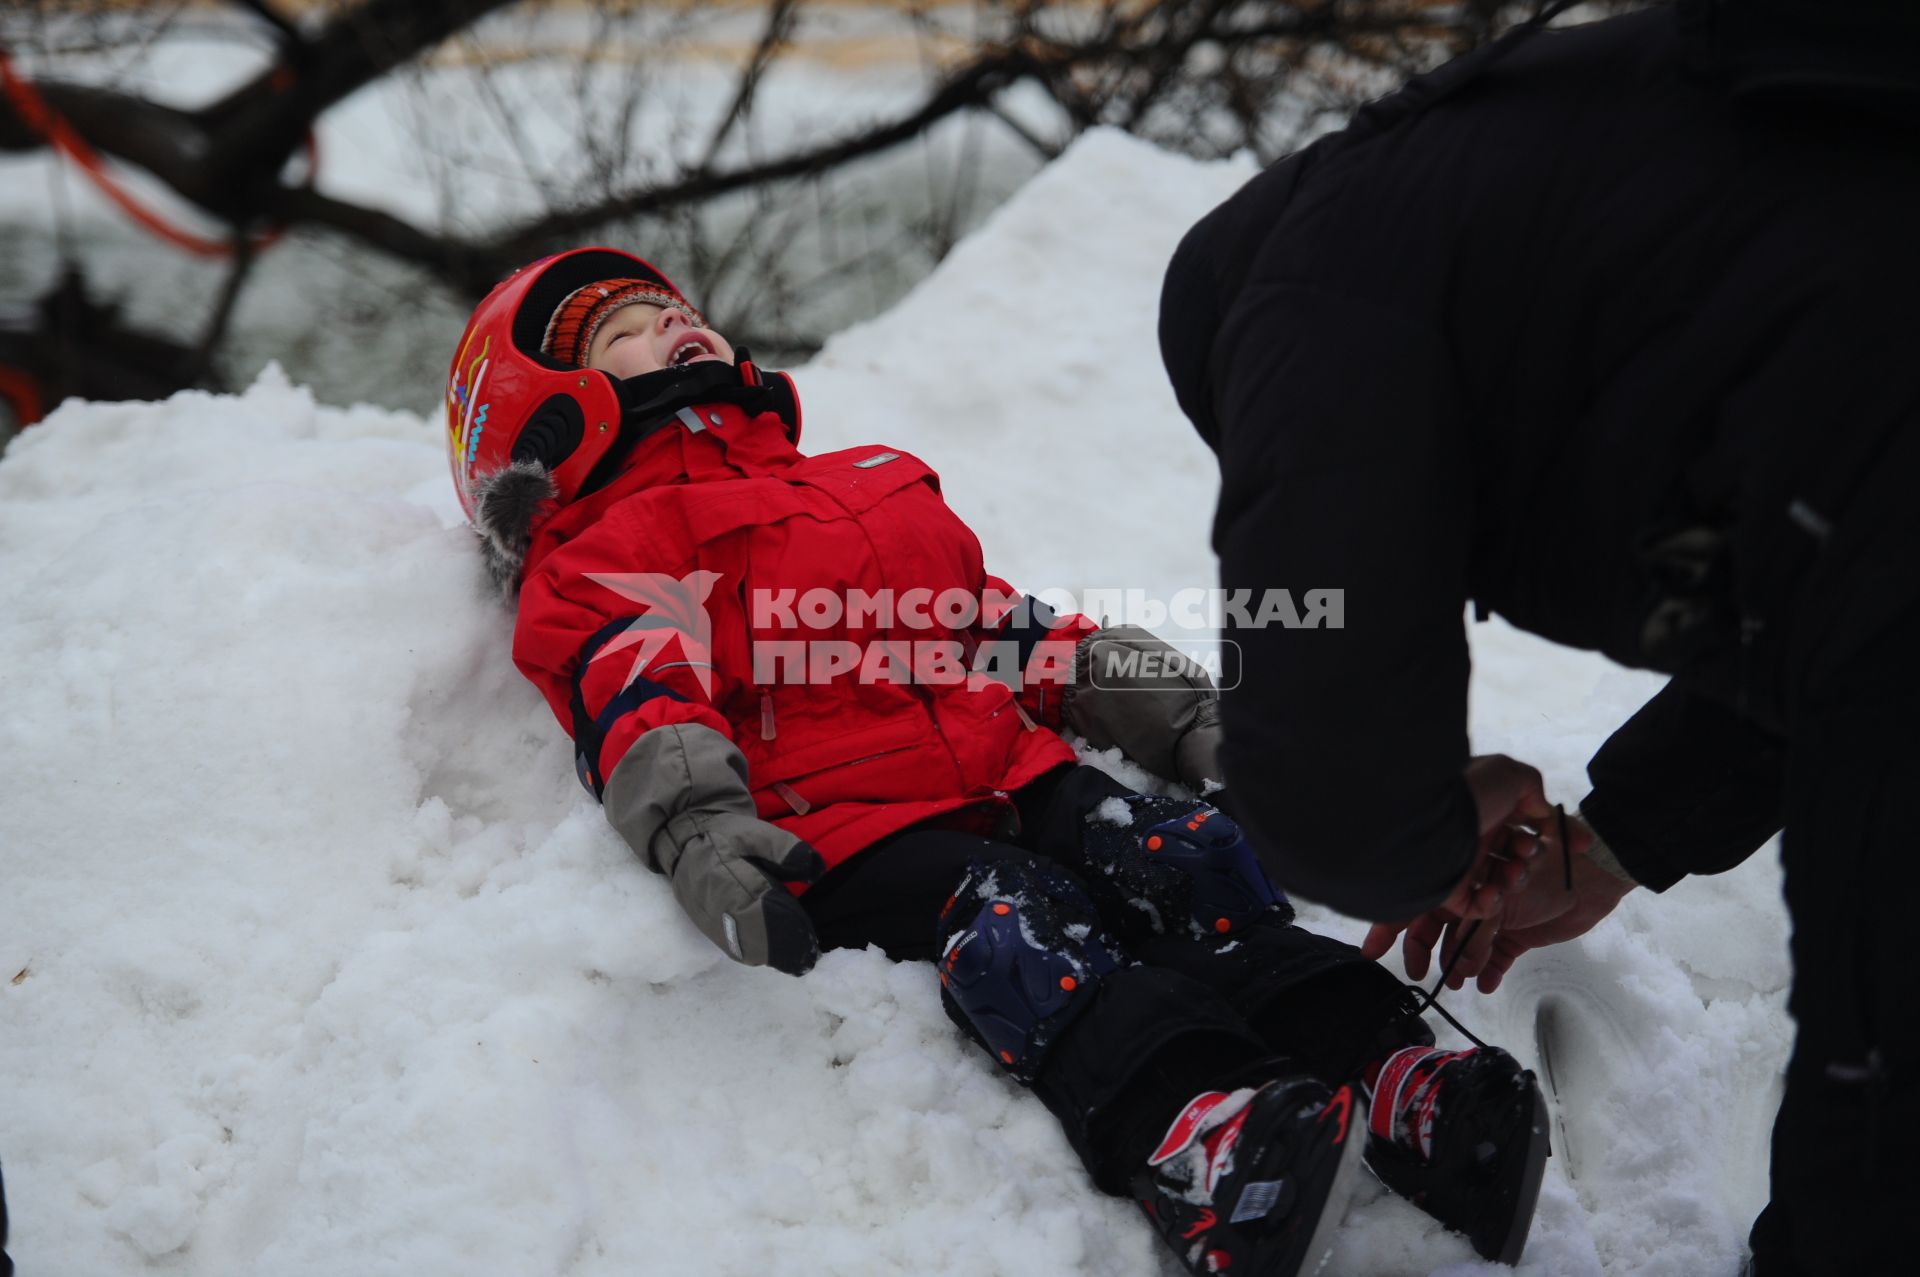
[1747,613,1920,1277]
[801,764,1428,1194]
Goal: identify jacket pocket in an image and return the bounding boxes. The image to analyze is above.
[791,447,940,515]
[751,740,936,817]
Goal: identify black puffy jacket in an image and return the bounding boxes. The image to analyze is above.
[1160,2,1920,918]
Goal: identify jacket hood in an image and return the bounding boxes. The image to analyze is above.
[1158,222,1228,453]
[1156,6,1491,452]
[1679,0,1920,123]
[1159,151,1322,454]
[1162,0,1920,457]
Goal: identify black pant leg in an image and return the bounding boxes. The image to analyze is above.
[1028,964,1277,1195]
[1140,924,1432,1083]
[1015,762,1133,869]
[801,827,1017,962]
[1760,671,1920,1277]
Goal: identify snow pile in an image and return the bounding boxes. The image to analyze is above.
[798,131,1249,610]
[0,129,1790,1276]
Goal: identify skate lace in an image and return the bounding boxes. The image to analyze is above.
[1401,918,1489,1049]
[1405,805,1574,1052]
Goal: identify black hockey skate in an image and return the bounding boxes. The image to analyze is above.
[1134,1078,1367,1277]
[1362,1045,1551,1264]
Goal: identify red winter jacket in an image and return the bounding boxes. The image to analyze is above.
[512,388,1094,876]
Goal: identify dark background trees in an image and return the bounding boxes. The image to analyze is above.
[0,1,1637,432]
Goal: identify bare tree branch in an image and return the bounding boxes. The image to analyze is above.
[265,185,509,295]
[230,0,305,55]
[487,43,1052,262]
[2,0,520,222]
[698,0,802,173]
[984,97,1063,162]
[3,0,1646,333]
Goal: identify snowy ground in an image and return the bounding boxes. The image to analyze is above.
[0,129,1791,1276]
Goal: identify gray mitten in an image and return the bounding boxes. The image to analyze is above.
[1063,624,1225,792]
[603,723,825,975]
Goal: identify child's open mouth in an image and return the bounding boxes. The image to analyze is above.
[669,334,716,367]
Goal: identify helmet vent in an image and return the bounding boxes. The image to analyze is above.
[511,393,586,470]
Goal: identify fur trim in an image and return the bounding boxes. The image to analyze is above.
[472,459,558,595]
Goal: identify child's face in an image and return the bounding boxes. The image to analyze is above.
[586,302,735,379]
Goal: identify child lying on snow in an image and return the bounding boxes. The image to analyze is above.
[445,247,1549,1277]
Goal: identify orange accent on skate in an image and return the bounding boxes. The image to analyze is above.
[1214,917,1231,934]
[1059,976,1077,991]
[992,903,1011,916]
[1147,836,1163,851]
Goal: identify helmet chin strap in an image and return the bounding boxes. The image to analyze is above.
[575,351,800,498]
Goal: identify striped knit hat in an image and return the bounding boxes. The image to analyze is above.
[540,278,705,369]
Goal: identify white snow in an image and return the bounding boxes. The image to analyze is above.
[0,128,1790,1276]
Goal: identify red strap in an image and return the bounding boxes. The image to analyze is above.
[1367,1046,1466,1158]
[0,50,310,258]
[1149,1091,1232,1166]
[0,365,45,426]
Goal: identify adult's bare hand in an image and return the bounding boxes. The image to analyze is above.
[1469,838,1636,992]
[1361,754,1558,977]
[1363,805,1636,993]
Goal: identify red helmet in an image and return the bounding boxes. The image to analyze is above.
[445,246,688,522]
